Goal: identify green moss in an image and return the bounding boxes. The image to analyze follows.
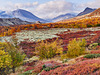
[42,64,61,71]
[84,54,100,58]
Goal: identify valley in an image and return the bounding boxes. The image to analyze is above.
[0,1,100,75]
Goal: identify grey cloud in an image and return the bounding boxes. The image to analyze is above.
[2,0,99,19]
[77,0,100,9]
[0,0,76,19]
[0,2,39,11]
[32,0,75,19]
[14,2,38,8]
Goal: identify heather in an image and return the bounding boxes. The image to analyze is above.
[0,27,100,75]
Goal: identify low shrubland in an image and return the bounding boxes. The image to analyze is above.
[91,50,100,54]
[1,17,100,37]
[41,59,100,75]
[0,32,100,75]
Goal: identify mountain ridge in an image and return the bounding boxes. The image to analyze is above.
[51,13,76,22]
[77,7,96,16]
[0,9,48,23]
[58,8,100,23]
[0,18,33,26]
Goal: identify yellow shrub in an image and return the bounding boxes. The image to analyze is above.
[0,50,12,69]
[35,39,63,60]
[0,36,26,73]
[67,38,86,58]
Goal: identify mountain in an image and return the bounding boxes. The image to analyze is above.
[58,8,100,23]
[0,11,12,18]
[88,8,100,17]
[52,13,76,22]
[77,7,96,16]
[11,9,47,22]
[0,9,48,23]
[0,18,33,26]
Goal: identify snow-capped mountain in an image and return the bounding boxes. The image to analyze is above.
[52,13,76,22]
[11,9,47,22]
[0,9,47,22]
[0,11,12,18]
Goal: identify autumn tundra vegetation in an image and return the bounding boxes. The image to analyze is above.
[0,17,100,75]
[1,17,100,37]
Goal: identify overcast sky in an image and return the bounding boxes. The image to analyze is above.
[0,0,99,19]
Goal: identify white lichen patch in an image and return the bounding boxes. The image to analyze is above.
[0,28,68,43]
[0,27,100,43]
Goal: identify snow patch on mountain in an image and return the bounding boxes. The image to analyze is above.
[0,9,48,23]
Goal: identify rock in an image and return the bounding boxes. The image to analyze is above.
[44,63,54,68]
[36,21,42,24]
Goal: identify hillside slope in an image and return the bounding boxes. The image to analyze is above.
[77,7,96,16]
[0,18,32,26]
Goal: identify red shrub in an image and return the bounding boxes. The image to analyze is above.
[75,57,88,62]
[91,70,100,75]
[91,50,100,54]
[24,66,34,72]
[19,41,36,58]
[32,61,62,73]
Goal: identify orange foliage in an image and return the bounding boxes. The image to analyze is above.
[0,17,100,37]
